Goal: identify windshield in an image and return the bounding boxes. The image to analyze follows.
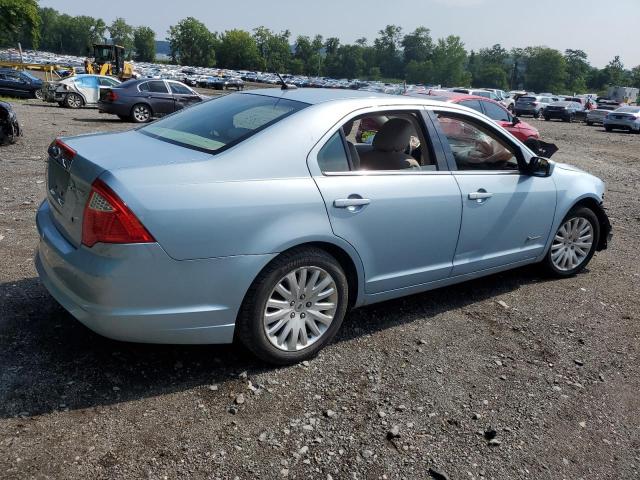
[140,93,309,153]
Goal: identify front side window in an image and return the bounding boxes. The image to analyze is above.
[434,113,519,171]
[482,101,511,122]
[140,93,308,153]
[169,82,193,95]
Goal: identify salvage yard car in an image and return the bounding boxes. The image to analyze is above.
[35,89,612,364]
[544,101,588,123]
[603,106,640,133]
[0,101,21,144]
[514,95,555,118]
[46,74,121,108]
[98,79,204,122]
[585,105,617,126]
[0,68,43,99]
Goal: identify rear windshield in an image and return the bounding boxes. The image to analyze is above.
[140,93,309,153]
[519,96,536,101]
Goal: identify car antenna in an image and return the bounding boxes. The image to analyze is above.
[277,73,297,90]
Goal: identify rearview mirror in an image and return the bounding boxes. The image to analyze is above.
[512,116,521,126]
[527,156,551,177]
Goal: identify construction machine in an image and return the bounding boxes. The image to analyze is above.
[87,44,134,80]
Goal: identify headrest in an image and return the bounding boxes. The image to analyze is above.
[342,120,355,137]
[372,118,413,152]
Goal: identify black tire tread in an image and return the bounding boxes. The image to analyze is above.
[235,247,348,365]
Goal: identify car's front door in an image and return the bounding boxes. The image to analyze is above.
[144,80,175,114]
[309,109,463,295]
[431,109,556,276]
[168,82,201,111]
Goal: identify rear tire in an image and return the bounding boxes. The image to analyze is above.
[605,126,613,132]
[33,89,43,100]
[64,93,83,109]
[130,103,152,123]
[543,207,599,278]
[236,247,349,365]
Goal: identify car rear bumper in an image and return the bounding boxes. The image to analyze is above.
[35,200,276,344]
[604,118,640,130]
[97,101,131,116]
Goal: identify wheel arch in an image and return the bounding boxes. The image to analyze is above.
[242,239,365,311]
[568,196,611,251]
[130,101,153,116]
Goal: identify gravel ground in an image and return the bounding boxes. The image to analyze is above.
[0,99,639,480]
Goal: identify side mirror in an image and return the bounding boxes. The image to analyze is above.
[512,116,521,126]
[527,156,551,177]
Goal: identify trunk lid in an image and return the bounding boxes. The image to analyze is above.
[46,130,212,247]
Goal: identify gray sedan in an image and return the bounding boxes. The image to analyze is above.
[36,89,612,364]
[98,79,205,122]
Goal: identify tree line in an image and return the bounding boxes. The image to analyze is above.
[3,1,640,94]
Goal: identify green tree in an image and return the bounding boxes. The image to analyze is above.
[252,26,291,72]
[603,56,627,86]
[133,26,156,62]
[474,64,508,90]
[401,27,433,65]
[630,65,640,90]
[168,17,217,67]
[109,17,134,57]
[524,47,567,92]
[0,0,40,48]
[217,29,260,70]
[471,44,509,88]
[374,25,403,78]
[564,49,590,93]
[405,59,434,84]
[432,35,470,86]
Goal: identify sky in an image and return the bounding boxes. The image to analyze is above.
[40,0,639,68]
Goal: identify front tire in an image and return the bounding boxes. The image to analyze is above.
[236,247,349,365]
[544,207,600,277]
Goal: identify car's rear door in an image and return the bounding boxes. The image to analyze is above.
[73,76,100,104]
[309,107,463,295]
[429,107,556,276]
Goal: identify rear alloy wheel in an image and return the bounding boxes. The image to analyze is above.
[33,89,43,100]
[236,247,348,364]
[131,103,152,123]
[64,93,83,109]
[544,207,599,277]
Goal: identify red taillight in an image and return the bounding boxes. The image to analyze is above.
[106,90,118,102]
[532,102,539,106]
[82,179,154,247]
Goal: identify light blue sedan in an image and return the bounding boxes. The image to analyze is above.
[36,89,612,364]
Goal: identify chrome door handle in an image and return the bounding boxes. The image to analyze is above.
[468,191,493,200]
[334,198,370,208]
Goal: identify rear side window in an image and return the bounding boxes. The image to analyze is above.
[482,101,510,122]
[148,81,168,93]
[317,132,350,172]
[141,93,308,153]
[458,100,483,113]
[75,76,99,88]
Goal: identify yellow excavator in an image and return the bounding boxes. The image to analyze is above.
[86,44,134,80]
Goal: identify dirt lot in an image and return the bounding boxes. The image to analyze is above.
[0,98,639,480]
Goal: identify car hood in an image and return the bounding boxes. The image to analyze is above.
[554,162,587,173]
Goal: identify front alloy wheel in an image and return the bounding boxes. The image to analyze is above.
[34,89,43,100]
[545,207,599,276]
[236,247,348,364]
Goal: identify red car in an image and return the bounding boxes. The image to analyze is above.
[410,90,541,145]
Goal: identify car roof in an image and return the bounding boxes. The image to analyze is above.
[245,88,401,105]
